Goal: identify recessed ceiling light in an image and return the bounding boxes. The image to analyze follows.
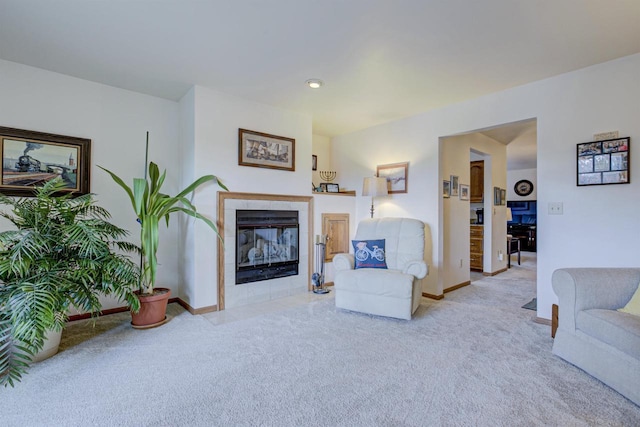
[306,79,323,89]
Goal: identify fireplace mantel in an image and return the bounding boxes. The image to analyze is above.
[217,192,313,310]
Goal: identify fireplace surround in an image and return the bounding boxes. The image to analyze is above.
[217,192,313,309]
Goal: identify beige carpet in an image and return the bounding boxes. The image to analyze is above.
[2,254,639,426]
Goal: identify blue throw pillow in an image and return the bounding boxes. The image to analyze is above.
[352,239,387,269]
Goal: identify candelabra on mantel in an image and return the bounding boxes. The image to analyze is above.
[319,171,336,183]
[314,171,339,193]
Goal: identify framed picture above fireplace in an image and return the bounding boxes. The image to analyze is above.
[238,128,295,171]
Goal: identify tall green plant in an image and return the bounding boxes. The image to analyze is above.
[0,179,140,387]
[99,162,227,295]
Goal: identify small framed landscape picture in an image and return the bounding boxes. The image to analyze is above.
[326,183,339,193]
[450,175,459,196]
[443,180,451,198]
[459,184,469,200]
[377,162,408,194]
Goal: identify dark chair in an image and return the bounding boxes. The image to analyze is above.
[507,235,521,268]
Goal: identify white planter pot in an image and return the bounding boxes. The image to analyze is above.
[30,329,62,363]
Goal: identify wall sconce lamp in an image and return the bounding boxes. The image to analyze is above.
[362,177,388,218]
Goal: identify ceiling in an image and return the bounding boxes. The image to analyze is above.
[455,119,537,170]
[1,1,640,137]
[480,119,537,170]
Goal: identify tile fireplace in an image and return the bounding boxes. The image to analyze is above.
[217,192,313,309]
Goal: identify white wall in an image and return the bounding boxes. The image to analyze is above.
[5,52,640,319]
[333,53,640,319]
[441,133,507,291]
[179,85,313,309]
[178,87,197,307]
[311,134,356,284]
[0,62,327,312]
[312,134,331,188]
[0,59,181,310]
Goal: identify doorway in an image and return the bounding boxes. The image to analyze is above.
[469,149,491,281]
[440,118,538,293]
[483,119,538,274]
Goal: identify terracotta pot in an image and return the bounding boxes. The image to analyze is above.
[131,288,171,329]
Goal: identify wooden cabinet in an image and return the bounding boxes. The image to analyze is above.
[470,160,484,203]
[470,225,483,271]
[322,213,349,261]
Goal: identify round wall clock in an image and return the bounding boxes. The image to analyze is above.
[514,179,534,196]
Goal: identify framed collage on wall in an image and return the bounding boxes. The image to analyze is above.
[577,137,629,186]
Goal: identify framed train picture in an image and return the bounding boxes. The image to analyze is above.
[0,127,91,196]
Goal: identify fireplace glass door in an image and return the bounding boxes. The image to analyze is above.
[236,210,299,284]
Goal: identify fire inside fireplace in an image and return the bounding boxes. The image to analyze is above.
[236,210,299,284]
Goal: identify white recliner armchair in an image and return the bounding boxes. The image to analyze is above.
[333,217,428,320]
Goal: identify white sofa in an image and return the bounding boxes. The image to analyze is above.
[552,268,640,406]
[333,218,428,320]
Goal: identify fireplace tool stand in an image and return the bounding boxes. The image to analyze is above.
[312,237,330,294]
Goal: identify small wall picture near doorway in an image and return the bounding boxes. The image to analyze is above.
[459,184,469,200]
[450,175,459,196]
[443,180,451,198]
